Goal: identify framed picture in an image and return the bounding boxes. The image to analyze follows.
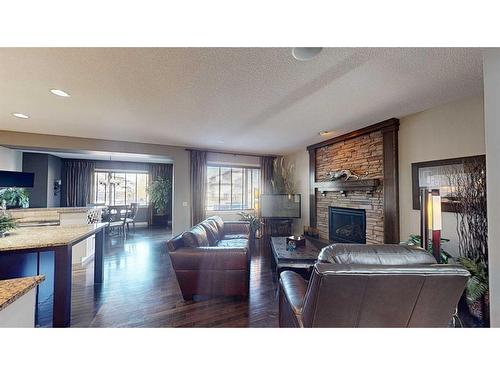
[411,155,485,212]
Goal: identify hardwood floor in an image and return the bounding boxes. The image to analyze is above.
[40,227,279,327]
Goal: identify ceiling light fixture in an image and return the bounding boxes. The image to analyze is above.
[292,47,323,61]
[318,130,331,136]
[12,112,30,119]
[50,88,71,97]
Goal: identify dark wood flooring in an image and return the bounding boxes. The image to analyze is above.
[41,227,279,327]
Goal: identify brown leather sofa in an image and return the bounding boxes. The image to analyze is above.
[167,216,250,300]
[279,243,470,327]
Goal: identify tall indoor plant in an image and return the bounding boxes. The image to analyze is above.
[0,188,30,209]
[271,156,295,194]
[147,176,171,227]
[446,157,489,325]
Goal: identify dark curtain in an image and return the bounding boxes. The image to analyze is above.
[61,160,95,207]
[260,156,275,236]
[190,150,207,226]
[148,163,173,225]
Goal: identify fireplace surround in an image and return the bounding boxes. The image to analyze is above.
[307,118,400,244]
[329,207,366,244]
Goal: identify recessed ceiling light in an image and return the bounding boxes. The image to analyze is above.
[292,47,323,61]
[12,112,30,119]
[318,130,331,136]
[216,140,225,144]
[50,88,71,97]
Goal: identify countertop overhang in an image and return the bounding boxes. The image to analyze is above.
[0,223,108,252]
[0,275,45,311]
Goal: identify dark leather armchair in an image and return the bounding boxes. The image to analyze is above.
[167,216,250,300]
[279,244,470,328]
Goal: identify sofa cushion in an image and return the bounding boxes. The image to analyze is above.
[222,233,250,240]
[217,238,248,249]
[169,247,247,270]
[182,224,210,247]
[200,219,220,246]
[318,244,437,265]
[206,216,224,234]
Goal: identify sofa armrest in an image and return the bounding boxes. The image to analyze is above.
[169,246,248,270]
[223,221,250,236]
[279,271,308,327]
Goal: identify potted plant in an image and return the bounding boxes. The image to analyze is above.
[238,211,263,239]
[147,176,171,227]
[0,188,30,209]
[0,211,17,237]
[400,233,452,264]
[456,257,489,323]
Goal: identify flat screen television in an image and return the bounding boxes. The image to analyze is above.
[260,194,301,218]
[0,170,34,188]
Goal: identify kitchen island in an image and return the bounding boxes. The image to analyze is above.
[0,223,107,327]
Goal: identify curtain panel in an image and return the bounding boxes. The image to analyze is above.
[260,156,275,237]
[148,163,173,225]
[190,150,207,226]
[61,159,95,207]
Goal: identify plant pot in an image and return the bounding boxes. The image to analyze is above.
[152,214,168,228]
[467,291,490,324]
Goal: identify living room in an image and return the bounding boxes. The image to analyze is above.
[1,1,499,373]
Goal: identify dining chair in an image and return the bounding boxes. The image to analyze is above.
[125,203,139,234]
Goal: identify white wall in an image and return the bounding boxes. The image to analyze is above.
[483,50,500,327]
[207,152,260,167]
[399,96,485,256]
[0,146,22,171]
[284,149,310,235]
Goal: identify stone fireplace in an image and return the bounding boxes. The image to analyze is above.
[307,118,400,244]
[329,207,366,244]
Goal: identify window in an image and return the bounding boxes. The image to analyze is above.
[206,166,260,210]
[93,170,149,205]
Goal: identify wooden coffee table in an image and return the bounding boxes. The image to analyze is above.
[270,236,322,278]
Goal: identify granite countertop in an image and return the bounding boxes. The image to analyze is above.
[0,223,108,252]
[7,207,90,214]
[0,275,45,311]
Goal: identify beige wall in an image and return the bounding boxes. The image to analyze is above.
[0,130,191,235]
[399,96,485,256]
[284,149,310,235]
[0,145,22,171]
[484,50,500,327]
[285,96,486,250]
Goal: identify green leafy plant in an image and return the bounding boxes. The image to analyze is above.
[456,257,488,302]
[0,188,30,208]
[147,177,171,215]
[238,211,263,237]
[400,233,452,264]
[0,211,17,235]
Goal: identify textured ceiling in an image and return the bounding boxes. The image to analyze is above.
[0,48,483,154]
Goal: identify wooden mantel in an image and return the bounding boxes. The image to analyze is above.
[307,118,400,244]
[313,179,380,194]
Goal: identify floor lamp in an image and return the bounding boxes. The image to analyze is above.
[420,188,442,263]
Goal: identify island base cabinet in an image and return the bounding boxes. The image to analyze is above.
[0,288,37,327]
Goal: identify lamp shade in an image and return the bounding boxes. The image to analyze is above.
[431,194,442,231]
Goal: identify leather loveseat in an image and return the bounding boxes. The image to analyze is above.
[167,216,250,300]
[279,243,470,328]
